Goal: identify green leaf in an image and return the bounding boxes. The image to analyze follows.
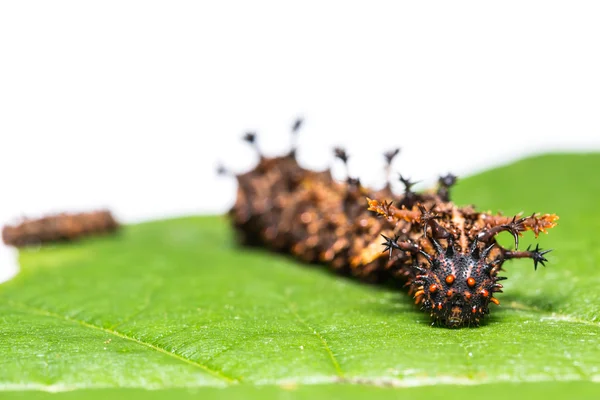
[1,153,599,399]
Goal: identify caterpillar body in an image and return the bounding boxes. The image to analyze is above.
[222,119,559,328]
[2,210,119,248]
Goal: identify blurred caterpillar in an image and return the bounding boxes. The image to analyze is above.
[220,118,558,328]
[2,210,119,248]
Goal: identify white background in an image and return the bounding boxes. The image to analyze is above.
[1,1,599,281]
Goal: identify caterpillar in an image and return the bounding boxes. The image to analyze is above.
[220,118,559,328]
[2,210,119,248]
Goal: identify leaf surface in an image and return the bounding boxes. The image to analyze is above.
[1,153,599,398]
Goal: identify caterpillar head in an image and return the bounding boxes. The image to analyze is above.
[378,202,557,328]
[413,239,503,328]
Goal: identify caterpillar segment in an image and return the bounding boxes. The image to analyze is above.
[223,119,558,328]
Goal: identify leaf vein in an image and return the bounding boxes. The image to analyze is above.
[287,303,344,378]
[8,301,240,385]
[108,281,162,330]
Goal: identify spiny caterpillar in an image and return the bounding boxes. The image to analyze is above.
[220,118,558,328]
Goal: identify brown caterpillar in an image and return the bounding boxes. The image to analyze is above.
[221,119,559,328]
[2,210,119,248]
